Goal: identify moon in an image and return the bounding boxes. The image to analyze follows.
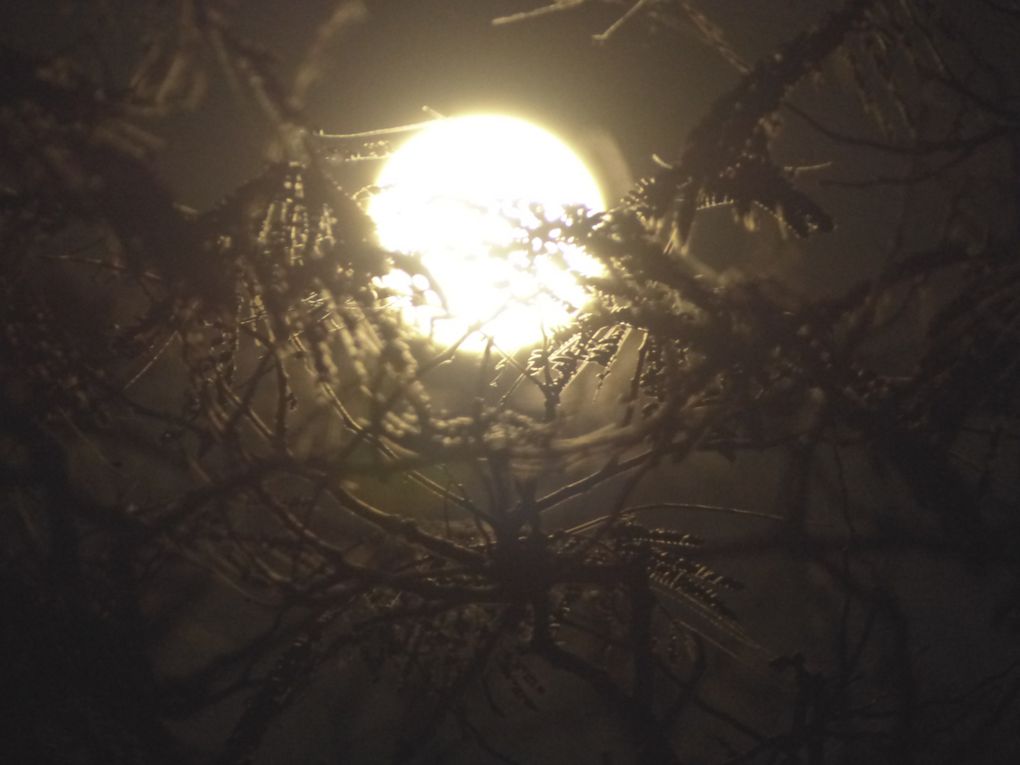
[368,114,606,353]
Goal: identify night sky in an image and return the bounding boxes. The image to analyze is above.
[3,2,1020,764]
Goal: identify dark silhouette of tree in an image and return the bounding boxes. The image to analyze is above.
[2,1,1020,763]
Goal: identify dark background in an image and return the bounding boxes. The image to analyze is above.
[3,1,1020,763]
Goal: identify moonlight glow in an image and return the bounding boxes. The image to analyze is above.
[368,114,605,353]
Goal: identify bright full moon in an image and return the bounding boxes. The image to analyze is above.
[368,114,605,353]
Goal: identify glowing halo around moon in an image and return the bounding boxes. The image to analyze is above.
[367,114,606,353]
